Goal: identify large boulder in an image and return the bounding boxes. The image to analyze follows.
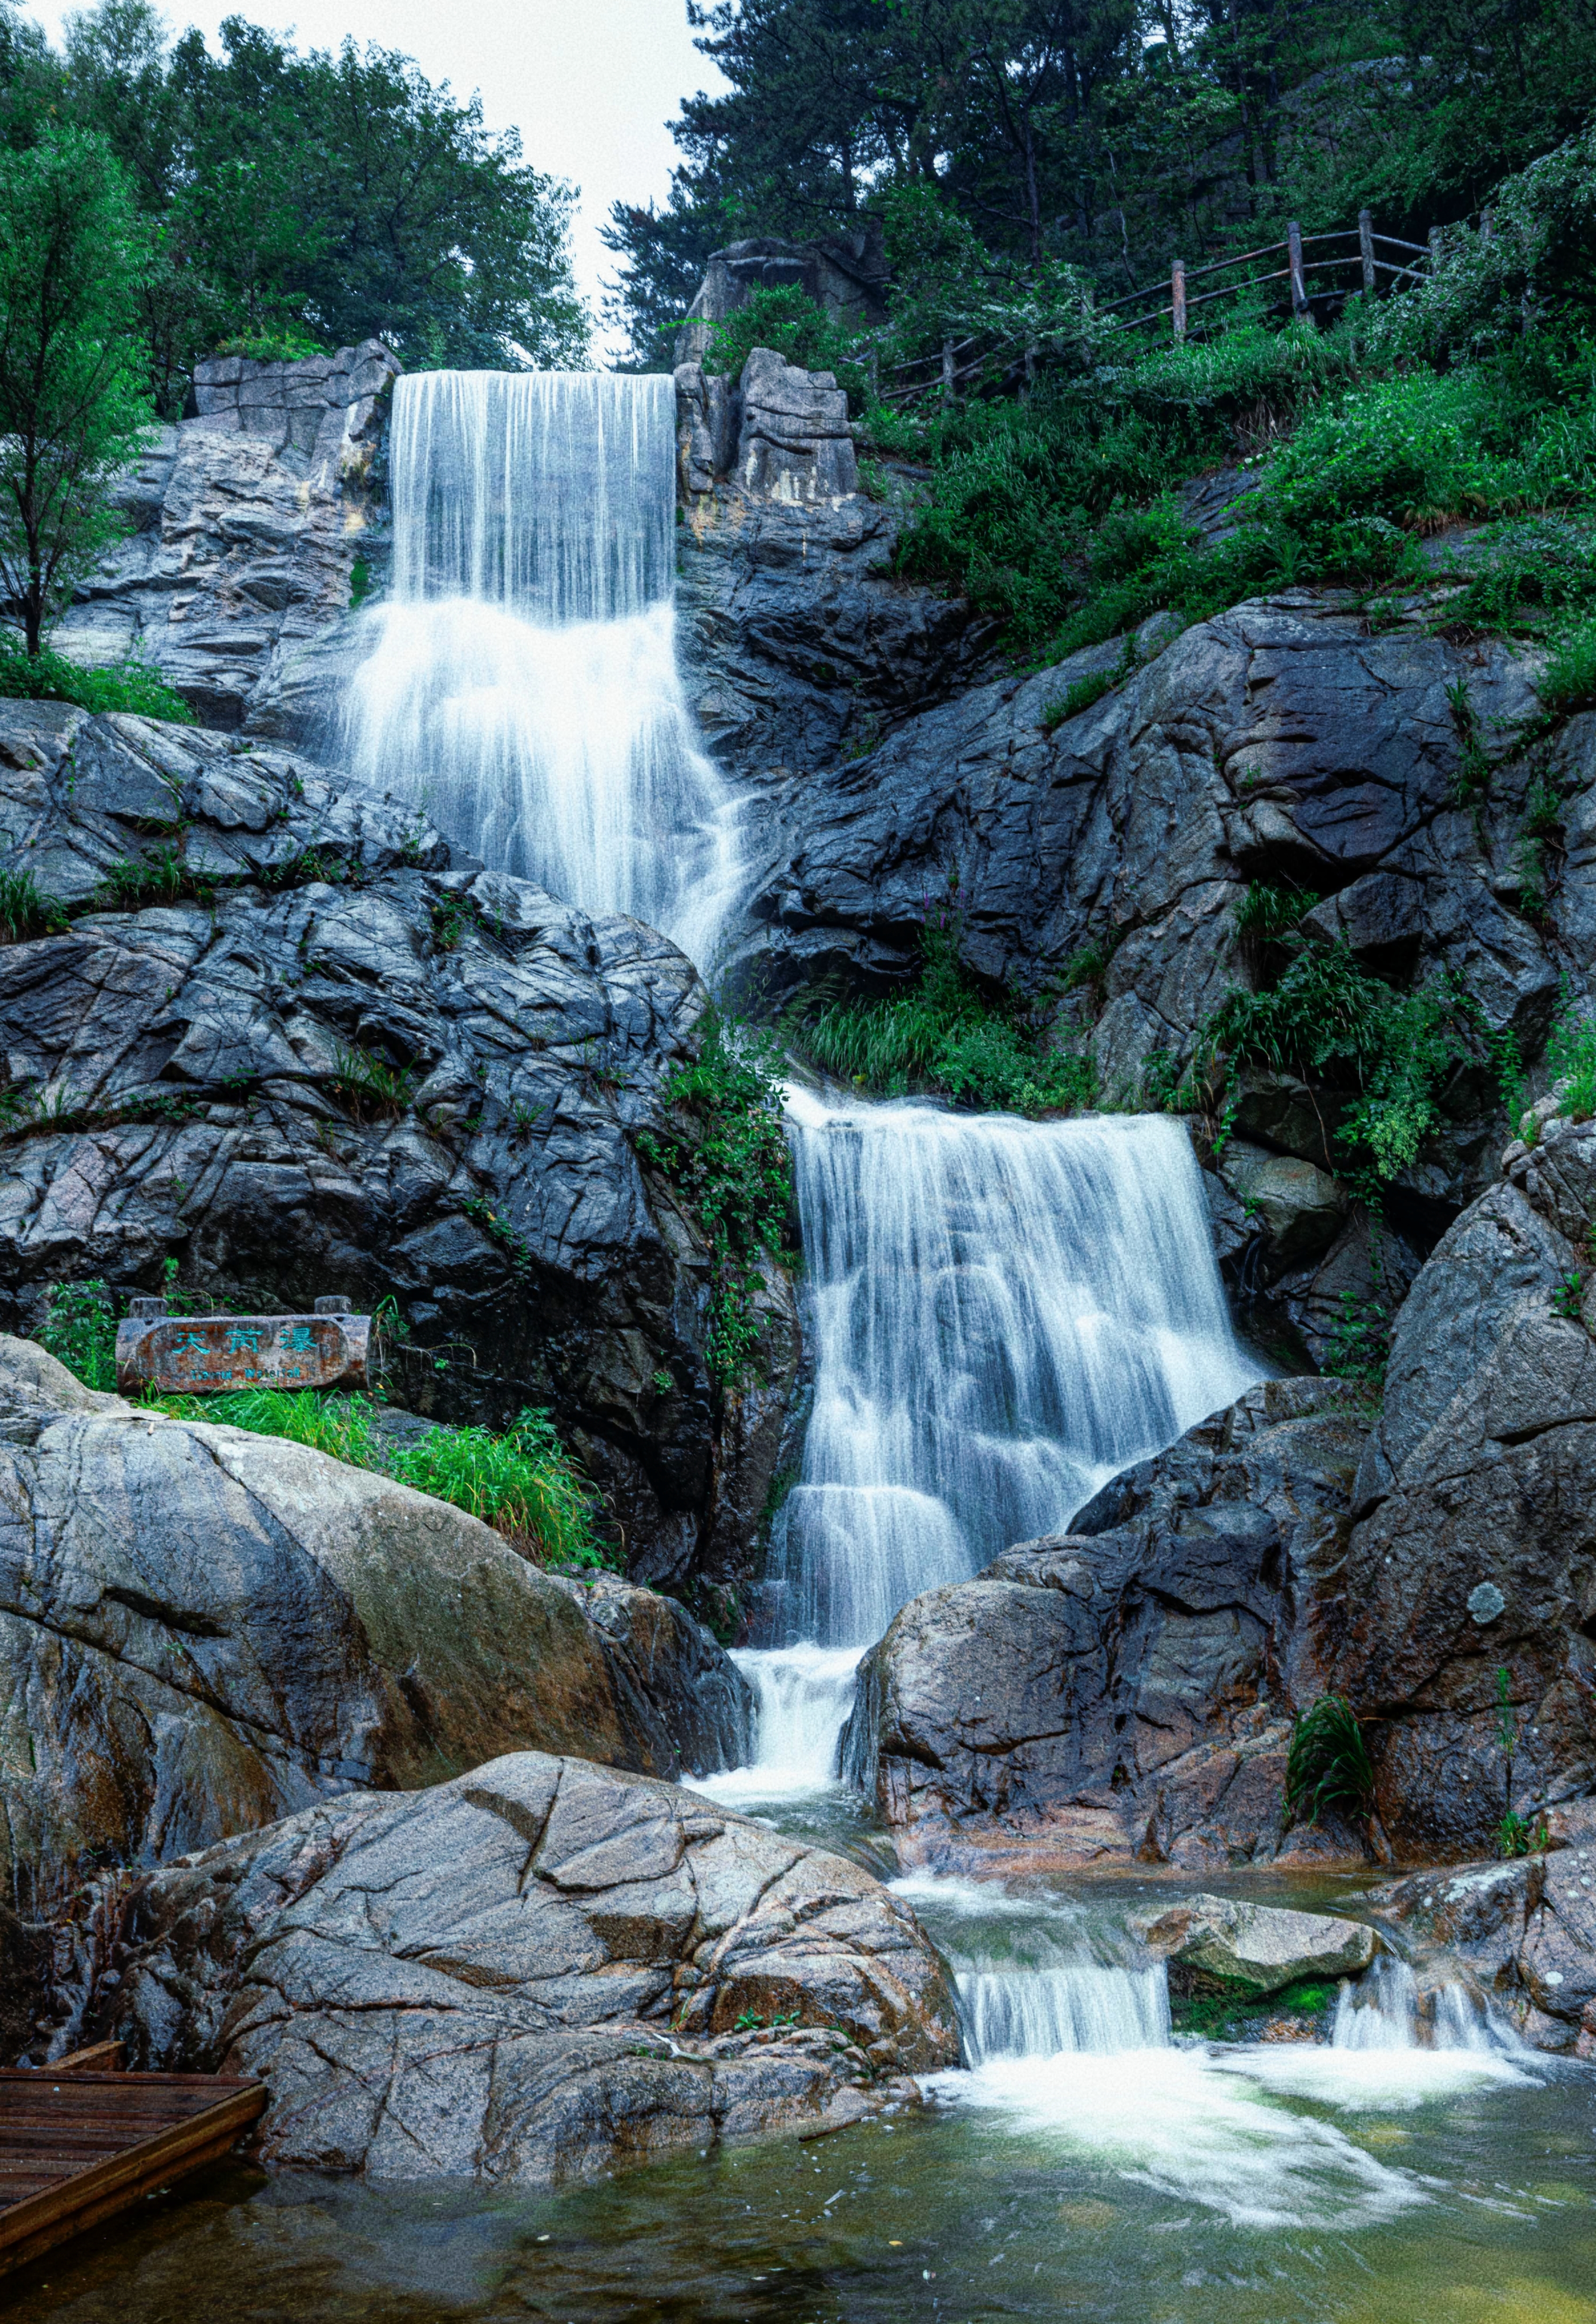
[59,342,397,733]
[0,1337,752,1901]
[843,1379,1370,1873]
[1327,1116,1596,1855]
[43,1752,961,2182]
[0,701,797,1592]
[1127,1892,1377,1994]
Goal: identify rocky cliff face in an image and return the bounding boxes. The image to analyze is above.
[0,1336,753,1904]
[722,592,1585,1270]
[60,341,397,734]
[0,700,796,1591]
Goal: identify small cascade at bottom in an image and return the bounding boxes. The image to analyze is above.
[957,1963,1171,2062]
[1331,1951,1518,2054]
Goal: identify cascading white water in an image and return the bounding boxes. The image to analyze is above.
[708,1094,1260,1792]
[343,371,738,966]
[1331,1952,1515,2055]
[958,1963,1172,2062]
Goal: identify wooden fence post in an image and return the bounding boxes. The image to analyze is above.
[1358,209,1375,294]
[1428,226,1444,271]
[1171,258,1186,340]
[940,337,955,410]
[1287,220,1309,316]
[1480,205,1495,242]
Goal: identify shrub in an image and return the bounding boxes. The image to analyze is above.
[1040,665,1116,732]
[1548,990,1596,1119]
[156,1386,378,1466]
[1540,616,1596,715]
[387,1407,608,1570]
[39,1277,118,1390]
[635,1014,792,1391]
[329,1043,416,1123]
[0,638,194,723]
[704,286,869,410]
[94,844,215,914]
[1232,881,1319,942]
[800,918,1096,1118]
[1284,1694,1375,1825]
[0,866,67,943]
[214,329,331,363]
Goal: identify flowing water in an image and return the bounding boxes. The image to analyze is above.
[343,371,738,964]
[19,379,1593,2324]
[20,1864,1592,2324]
[698,1092,1261,1807]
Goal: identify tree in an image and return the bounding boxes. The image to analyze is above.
[0,127,151,652]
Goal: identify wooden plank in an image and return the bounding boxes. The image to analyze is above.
[55,2040,125,2074]
[0,2083,265,2277]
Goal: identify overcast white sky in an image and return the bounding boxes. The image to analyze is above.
[24,0,723,356]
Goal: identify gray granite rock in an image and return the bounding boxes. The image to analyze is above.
[41,1751,960,2181]
[1327,1118,1596,1854]
[59,343,397,732]
[0,1335,752,1901]
[1127,1892,1377,1993]
[0,701,798,1595]
[723,594,1565,1236]
[843,1379,1371,1874]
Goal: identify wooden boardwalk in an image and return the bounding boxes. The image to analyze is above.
[0,2043,265,2278]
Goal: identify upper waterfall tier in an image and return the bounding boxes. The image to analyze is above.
[765,1096,1261,1650]
[388,371,677,622]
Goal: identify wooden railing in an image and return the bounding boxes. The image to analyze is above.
[869,210,1441,410]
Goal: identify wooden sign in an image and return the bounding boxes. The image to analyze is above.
[115,1297,370,1398]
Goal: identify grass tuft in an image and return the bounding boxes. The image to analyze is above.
[0,866,68,944]
[1284,1694,1375,1826]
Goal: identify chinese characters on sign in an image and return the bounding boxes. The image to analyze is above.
[114,1306,371,1397]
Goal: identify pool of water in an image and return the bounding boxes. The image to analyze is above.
[13,1792,1596,2324]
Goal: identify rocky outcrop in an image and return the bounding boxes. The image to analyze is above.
[675,229,889,367]
[1327,1115,1596,1857]
[843,1378,1370,1873]
[1128,1892,1377,1993]
[39,1752,960,2181]
[727,594,1572,1240]
[676,348,859,507]
[59,342,396,733]
[1360,1799,1596,2053]
[0,700,798,1591]
[0,1337,753,1902]
[676,492,1000,813]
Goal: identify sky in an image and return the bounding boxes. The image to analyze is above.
[24,0,724,357]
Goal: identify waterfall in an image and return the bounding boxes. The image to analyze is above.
[343,370,737,966]
[706,1093,1260,1793]
[1331,1953,1517,2054]
[958,1964,1172,2062]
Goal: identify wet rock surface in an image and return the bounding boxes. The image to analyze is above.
[844,1378,1371,1874]
[40,1752,960,2182]
[1128,1892,1377,1993]
[1326,1116,1596,1857]
[1361,1800,1596,2053]
[59,342,396,733]
[0,1336,752,1901]
[724,594,1569,1235]
[0,700,797,1590]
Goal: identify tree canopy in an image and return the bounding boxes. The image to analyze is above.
[0,2,588,413]
[604,0,1596,366]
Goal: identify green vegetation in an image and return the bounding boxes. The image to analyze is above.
[1323,1288,1394,1386]
[1284,1693,1376,1826]
[0,866,67,944]
[1040,662,1120,734]
[1499,1809,1550,1858]
[635,1014,792,1391]
[1547,989,1596,1119]
[95,844,214,914]
[0,639,194,720]
[0,125,152,653]
[329,1044,416,1124]
[32,1278,610,1572]
[799,917,1096,1118]
[1,5,587,413]
[1171,1974,1340,2041]
[38,1274,116,1391]
[704,284,868,404]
